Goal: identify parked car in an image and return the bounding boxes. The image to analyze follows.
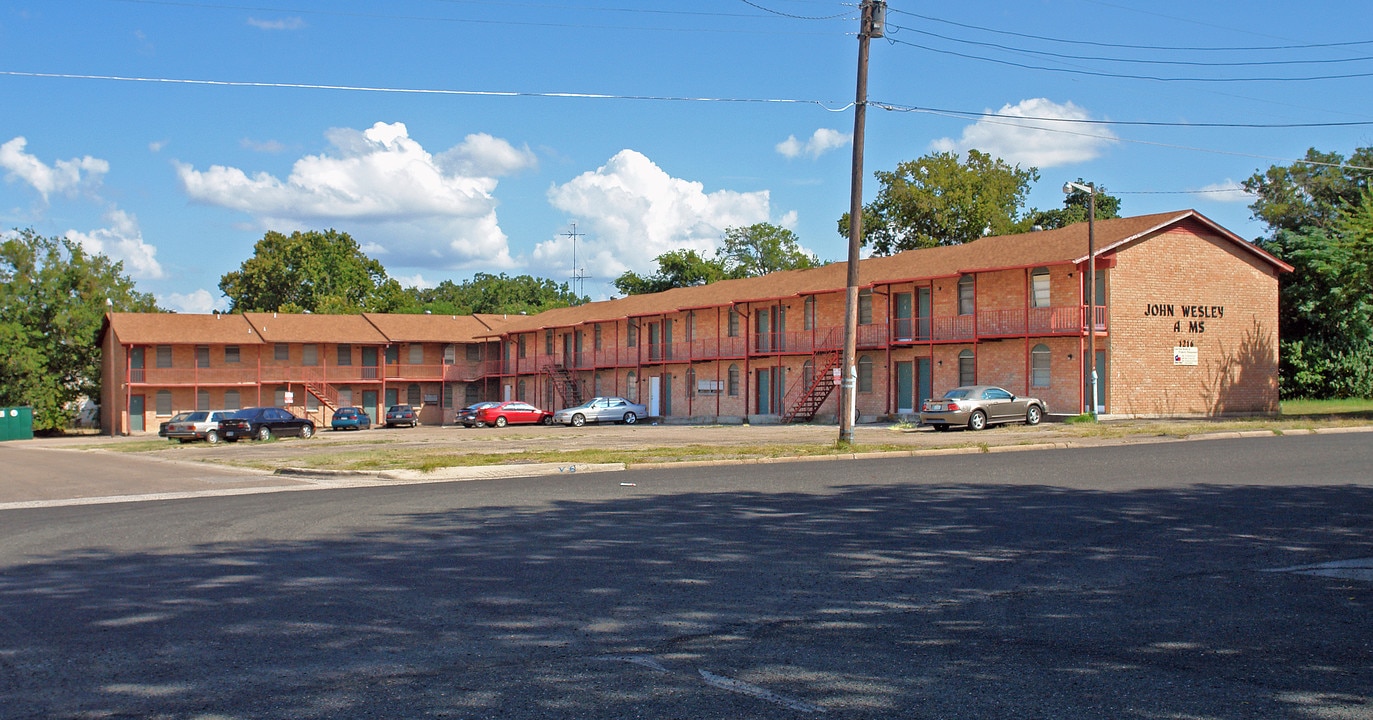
[330,407,371,431]
[552,396,649,427]
[164,410,233,444]
[458,401,500,428]
[220,407,316,441]
[919,386,1045,431]
[384,404,419,428]
[158,411,193,438]
[474,401,553,428]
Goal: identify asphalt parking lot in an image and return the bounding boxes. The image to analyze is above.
[7,418,1372,508]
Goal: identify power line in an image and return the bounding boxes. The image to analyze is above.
[887,8,1373,53]
[868,101,1373,129]
[737,0,851,21]
[0,70,852,110]
[887,23,1373,68]
[882,35,1373,82]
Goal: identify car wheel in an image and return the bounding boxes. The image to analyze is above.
[968,410,987,431]
[474,420,486,428]
[571,413,586,427]
[177,438,191,444]
[542,415,554,425]
[206,429,220,445]
[256,425,272,441]
[494,416,508,428]
[1025,405,1043,426]
[622,412,638,425]
[300,424,314,439]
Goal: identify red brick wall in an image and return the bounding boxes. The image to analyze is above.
[1108,223,1280,416]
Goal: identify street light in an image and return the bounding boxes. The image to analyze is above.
[1063,181,1098,418]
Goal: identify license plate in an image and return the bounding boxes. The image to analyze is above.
[928,403,944,411]
[225,431,237,438]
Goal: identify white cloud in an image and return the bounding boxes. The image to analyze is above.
[161,289,228,314]
[247,17,305,30]
[538,149,772,283]
[436,133,537,177]
[240,138,287,154]
[0,136,109,201]
[929,98,1116,168]
[176,121,517,270]
[392,273,435,290]
[1193,180,1253,203]
[776,128,852,159]
[149,140,168,153]
[64,208,165,280]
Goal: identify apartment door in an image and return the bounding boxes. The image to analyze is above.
[129,395,145,432]
[917,288,932,340]
[896,361,914,414]
[562,333,573,367]
[647,376,662,416]
[917,357,932,411]
[361,347,379,379]
[129,346,145,383]
[362,390,378,423]
[894,293,913,341]
[385,388,399,407]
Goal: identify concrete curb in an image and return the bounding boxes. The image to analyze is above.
[277,461,626,482]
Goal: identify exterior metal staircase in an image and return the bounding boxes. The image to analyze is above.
[781,350,841,423]
[303,379,340,411]
[544,364,585,407]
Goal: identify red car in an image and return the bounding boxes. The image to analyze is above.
[474,401,553,428]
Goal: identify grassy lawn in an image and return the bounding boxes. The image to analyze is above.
[1282,398,1373,416]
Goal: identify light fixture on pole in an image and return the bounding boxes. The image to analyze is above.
[1062,181,1098,418]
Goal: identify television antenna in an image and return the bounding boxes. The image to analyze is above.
[565,223,589,301]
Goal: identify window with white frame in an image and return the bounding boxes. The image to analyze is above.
[959,349,975,385]
[958,276,975,315]
[858,355,873,393]
[1031,344,1052,386]
[1031,268,1051,308]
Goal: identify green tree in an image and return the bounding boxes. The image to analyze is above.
[219,229,407,313]
[839,150,1039,254]
[412,273,586,315]
[719,223,819,277]
[1020,179,1122,231]
[1243,147,1373,234]
[0,229,160,431]
[614,249,727,296]
[1245,147,1373,398]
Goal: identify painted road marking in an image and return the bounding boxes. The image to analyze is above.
[1266,557,1373,582]
[698,669,826,713]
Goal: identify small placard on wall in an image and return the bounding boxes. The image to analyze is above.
[1174,347,1198,366]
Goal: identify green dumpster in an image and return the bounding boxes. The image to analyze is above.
[0,407,34,441]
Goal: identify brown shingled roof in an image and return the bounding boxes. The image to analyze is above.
[362,312,502,343]
[487,210,1288,336]
[104,312,262,345]
[244,312,389,344]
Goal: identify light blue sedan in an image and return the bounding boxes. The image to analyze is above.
[553,397,649,427]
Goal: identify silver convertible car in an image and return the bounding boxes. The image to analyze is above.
[919,385,1046,431]
[553,397,649,427]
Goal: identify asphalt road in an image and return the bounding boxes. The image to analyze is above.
[0,434,1370,719]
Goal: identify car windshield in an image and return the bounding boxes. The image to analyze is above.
[944,389,973,399]
[230,409,256,419]
[184,412,208,422]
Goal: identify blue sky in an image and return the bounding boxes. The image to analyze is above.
[2,1,1371,312]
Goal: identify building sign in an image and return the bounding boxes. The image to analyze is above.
[1144,303,1225,334]
[1174,347,1198,366]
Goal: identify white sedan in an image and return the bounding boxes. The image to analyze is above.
[553,397,649,427]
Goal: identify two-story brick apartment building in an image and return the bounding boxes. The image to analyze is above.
[485,210,1289,423]
[99,210,1290,434]
[100,311,506,434]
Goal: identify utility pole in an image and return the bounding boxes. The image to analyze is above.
[839,0,884,446]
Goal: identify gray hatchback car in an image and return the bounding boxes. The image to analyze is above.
[919,385,1045,431]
